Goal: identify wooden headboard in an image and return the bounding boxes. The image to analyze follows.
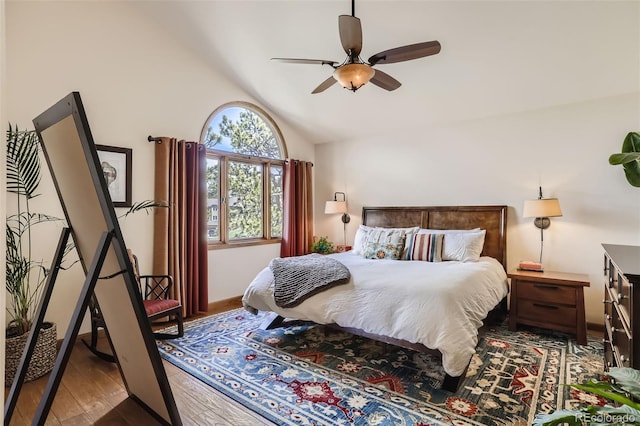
[362,205,508,268]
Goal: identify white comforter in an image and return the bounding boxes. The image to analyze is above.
[242,252,508,377]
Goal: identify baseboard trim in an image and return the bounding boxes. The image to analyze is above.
[587,321,604,333]
[208,296,243,314]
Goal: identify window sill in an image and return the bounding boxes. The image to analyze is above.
[208,239,281,250]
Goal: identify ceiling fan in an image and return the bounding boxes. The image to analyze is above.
[272,0,441,94]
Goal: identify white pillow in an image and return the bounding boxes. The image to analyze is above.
[352,225,373,255]
[442,230,486,262]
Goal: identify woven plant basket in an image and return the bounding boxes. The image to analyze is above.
[5,322,57,384]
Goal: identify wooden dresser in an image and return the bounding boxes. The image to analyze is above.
[603,243,640,370]
[508,269,590,345]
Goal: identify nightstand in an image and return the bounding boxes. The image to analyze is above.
[508,269,590,345]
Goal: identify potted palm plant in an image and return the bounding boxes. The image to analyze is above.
[5,125,168,384]
[5,124,60,383]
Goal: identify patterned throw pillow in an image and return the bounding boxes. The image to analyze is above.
[362,226,419,259]
[405,233,444,262]
[362,240,405,260]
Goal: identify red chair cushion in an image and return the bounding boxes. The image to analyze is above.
[144,299,181,316]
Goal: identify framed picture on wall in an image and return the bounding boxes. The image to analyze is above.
[96,145,132,207]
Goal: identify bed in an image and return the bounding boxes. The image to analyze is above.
[242,205,509,392]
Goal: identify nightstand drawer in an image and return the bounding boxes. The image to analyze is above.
[518,299,577,327]
[518,281,577,305]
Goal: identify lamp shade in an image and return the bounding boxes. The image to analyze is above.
[333,64,375,91]
[325,200,348,214]
[523,198,562,218]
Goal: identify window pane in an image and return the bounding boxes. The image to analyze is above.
[270,165,283,237]
[203,106,282,160]
[228,161,263,239]
[206,157,220,242]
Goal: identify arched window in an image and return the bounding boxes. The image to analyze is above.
[201,102,287,247]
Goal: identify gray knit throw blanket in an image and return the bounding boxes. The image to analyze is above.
[270,254,351,308]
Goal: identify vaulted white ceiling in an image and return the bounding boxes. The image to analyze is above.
[132,1,639,144]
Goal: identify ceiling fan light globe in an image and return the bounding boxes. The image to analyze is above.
[333,63,375,91]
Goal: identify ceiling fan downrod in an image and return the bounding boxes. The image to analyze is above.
[351,0,355,17]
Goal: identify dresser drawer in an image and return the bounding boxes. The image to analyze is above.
[602,244,639,370]
[604,340,616,370]
[606,259,616,289]
[610,306,632,367]
[519,299,577,327]
[618,274,633,323]
[604,287,614,317]
[518,281,577,305]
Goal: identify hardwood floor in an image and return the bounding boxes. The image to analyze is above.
[5,300,275,425]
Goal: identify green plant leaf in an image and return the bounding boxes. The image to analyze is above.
[622,132,640,153]
[607,367,640,402]
[120,200,168,218]
[532,409,586,425]
[623,162,640,187]
[570,380,640,411]
[609,153,640,165]
[6,125,41,198]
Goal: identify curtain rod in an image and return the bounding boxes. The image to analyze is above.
[147,135,162,143]
[285,159,314,166]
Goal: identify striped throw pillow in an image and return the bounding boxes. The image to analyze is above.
[405,233,444,262]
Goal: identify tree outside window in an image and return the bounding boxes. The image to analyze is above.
[201,102,286,246]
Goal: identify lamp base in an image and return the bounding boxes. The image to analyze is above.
[533,217,550,230]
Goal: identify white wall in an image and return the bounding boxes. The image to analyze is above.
[5,1,315,337]
[315,93,640,325]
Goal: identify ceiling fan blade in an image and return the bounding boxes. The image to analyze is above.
[369,69,401,91]
[338,15,362,56]
[312,76,337,94]
[368,41,441,66]
[271,58,338,66]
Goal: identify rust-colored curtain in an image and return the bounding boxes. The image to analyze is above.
[280,160,313,257]
[153,137,208,317]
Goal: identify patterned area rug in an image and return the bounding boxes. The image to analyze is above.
[157,309,603,425]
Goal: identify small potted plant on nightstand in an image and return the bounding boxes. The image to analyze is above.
[311,236,334,254]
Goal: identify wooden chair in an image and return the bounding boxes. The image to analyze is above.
[84,252,184,361]
[129,252,184,339]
